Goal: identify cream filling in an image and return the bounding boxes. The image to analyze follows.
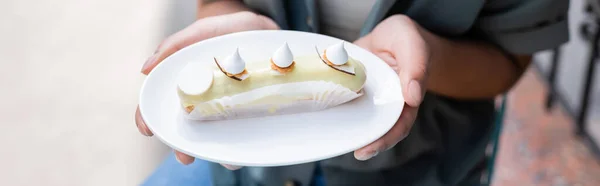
[183,80,363,118]
[189,94,303,115]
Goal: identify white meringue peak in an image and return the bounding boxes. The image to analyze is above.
[325,42,348,65]
[272,42,294,68]
[221,48,246,75]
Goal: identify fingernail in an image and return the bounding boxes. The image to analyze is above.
[141,54,158,73]
[402,132,410,140]
[385,143,398,151]
[222,164,242,170]
[141,129,152,137]
[137,126,149,136]
[137,122,152,137]
[175,153,190,165]
[355,150,379,161]
[408,80,422,104]
[175,154,183,164]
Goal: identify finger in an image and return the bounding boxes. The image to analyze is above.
[174,150,195,165]
[397,49,428,108]
[257,14,279,30]
[354,104,418,160]
[220,164,243,170]
[141,11,280,75]
[353,35,372,50]
[374,51,397,69]
[135,106,153,136]
[371,16,429,107]
[140,20,210,75]
[355,37,398,71]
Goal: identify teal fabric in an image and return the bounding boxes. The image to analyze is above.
[208,0,570,185]
[474,0,570,54]
[486,96,508,185]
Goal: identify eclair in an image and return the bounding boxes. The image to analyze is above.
[176,42,367,120]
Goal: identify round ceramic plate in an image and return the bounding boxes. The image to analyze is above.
[139,30,404,167]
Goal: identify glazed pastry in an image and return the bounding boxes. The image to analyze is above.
[176,42,367,120]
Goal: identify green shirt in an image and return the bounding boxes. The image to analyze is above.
[211,0,570,185]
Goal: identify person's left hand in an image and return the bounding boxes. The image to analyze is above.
[352,15,432,160]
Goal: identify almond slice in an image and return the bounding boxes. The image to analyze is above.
[330,63,355,74]
[184,105,195,114]
[270,59,295,74]
[234,71,249,80]
[214,57,249,81]
[314,46,356,76]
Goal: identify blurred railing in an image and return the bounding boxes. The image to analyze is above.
[545,0,600,159]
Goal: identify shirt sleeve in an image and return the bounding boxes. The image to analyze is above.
[474,0,570,54]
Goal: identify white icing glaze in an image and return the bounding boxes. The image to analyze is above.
[325,42,348,65]
[177,62,213,95]
[272,42,294,68]
[221,48,246,75]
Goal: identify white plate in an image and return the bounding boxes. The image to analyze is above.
[139,30,404,167]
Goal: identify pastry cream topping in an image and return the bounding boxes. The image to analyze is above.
[324,42,348,66]
[271,42,294,68]
[220,48,246,75]
[270,42,295,74]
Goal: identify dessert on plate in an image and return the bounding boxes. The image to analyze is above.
[176,42,367,120]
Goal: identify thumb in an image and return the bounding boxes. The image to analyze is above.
[140,19,212,75]
[398,53,428,107]
[363,34,428,107]
[358,32,427,107]
[370,16,429,107]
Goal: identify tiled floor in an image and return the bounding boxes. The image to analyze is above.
[492,68,600,186]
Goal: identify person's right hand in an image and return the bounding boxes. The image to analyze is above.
[135,11,279,170]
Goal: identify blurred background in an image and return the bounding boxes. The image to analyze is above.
[0,0,599,185]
